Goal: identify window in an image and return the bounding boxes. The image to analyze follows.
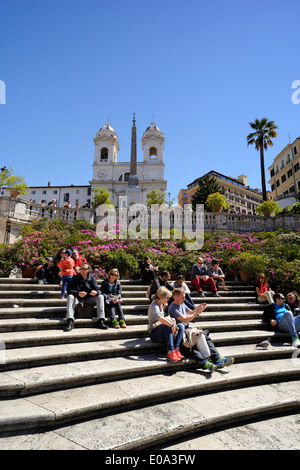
[63,193,69,202]
[31,190,36,194]
[294,146,298,156]
[53,190,58,194]
[42,190,47,194]
[118,172,130,182]
[294,163,300,172]
[281,174,286,183]
[270,168,275,177]
[276,180,280,187]
[287,169,293,178]
[100,147,108,161]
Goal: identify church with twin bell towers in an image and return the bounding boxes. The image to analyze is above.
[90,115,167,207]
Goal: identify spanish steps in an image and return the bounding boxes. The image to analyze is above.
[0,277,299,450]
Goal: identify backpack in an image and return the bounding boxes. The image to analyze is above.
[183,327,210,358]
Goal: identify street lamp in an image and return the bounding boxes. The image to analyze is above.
[0,166,7,194]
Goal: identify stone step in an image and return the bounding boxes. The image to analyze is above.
[0,358,299,435]
[0,331,291,373]
[0,297,256,310]
[0,303,264,322]
[0,277,294,450]
[0,289,255,298]
[0,317,277,348]
[0,314,266,333]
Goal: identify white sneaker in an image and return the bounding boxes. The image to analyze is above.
[292,338,300,348]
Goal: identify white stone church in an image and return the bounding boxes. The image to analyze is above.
[14,119,167,208]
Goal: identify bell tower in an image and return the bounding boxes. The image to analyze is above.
[92,121,119,182]
[142,121,164,163]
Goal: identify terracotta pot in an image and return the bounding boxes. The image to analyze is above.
[21,267,36,278]
[10,190,21,198]
[238,270,250,283]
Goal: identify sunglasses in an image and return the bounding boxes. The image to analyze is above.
[80,267,89,271]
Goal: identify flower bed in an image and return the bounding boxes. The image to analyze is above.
[1,218,300,294]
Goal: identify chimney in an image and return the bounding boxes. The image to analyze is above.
[237,175,247,186]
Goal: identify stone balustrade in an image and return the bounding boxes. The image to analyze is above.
[0,197,93,244]
[1,196,300,245]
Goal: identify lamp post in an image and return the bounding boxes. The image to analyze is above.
[0,166,7,194]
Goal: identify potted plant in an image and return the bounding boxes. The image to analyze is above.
[256,200,279,217]
[206,192,228,212]
[239,254,267,282]
[6,175,29,197]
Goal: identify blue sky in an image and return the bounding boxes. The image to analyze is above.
[0,0,299,203]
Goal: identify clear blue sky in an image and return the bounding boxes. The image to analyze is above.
[0,0,299,202]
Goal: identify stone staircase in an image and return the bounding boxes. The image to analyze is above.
[0,278,299,450]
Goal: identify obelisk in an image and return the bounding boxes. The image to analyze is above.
[128,113,139,187]
[127,113,141,205]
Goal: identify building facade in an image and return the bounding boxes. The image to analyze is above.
[90,120,166,206]
[178,171,264,215]
[268,137,300,208]
[2,120,167,208]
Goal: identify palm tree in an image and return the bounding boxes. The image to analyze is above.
[247,118,278,201]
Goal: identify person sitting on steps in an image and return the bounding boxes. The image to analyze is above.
[255,273,274,304]
[64,262,107,331]
[262,292,300,348]
[100,268,126,329]
[190,257,219,297]
[168,288,234,373]
[207,259,229,291]
[147,286,185,363]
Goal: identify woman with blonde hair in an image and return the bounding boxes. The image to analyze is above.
[148,286,185,362]
[100,268,126,328]
[255,273,274,304]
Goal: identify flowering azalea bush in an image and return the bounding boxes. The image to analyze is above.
[1,218,300,294]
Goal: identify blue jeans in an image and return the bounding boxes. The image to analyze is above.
[61,275,73,298]
[278,310,300,339]
[150,323,185,352]
[106,300,124,320]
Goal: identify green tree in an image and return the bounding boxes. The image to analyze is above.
[0,166,29,195]
[191,174,225,211]
[247,118,278,201]
[206,192,228,212]
[146,189,166,207]
[91,187,112,209]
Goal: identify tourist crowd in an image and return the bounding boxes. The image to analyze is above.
[34,250,300,372]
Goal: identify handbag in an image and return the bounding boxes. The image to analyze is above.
[76,301,94,318]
